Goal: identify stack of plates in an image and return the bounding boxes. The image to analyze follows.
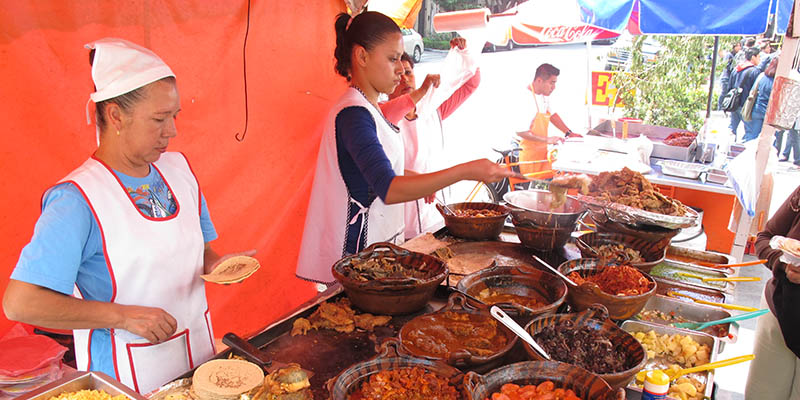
[200,256,261,284]
[0,362,63,396]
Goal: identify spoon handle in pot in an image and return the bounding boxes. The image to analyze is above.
[490,306,550,360]
[531,254,577,287]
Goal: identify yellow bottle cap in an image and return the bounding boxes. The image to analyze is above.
[646,370,671,386]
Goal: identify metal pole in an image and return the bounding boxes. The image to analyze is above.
[706,36,720,119]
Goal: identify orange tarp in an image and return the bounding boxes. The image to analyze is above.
[370,0,423,28]
[0,2,347,337]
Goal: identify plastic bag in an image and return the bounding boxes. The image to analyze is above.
[725,140,778,217]
[415,36,480,118]
[0,324,67,377]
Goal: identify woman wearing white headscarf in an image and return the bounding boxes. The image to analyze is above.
[3,38,247,393]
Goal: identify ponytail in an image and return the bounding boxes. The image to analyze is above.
[333,11,401,80]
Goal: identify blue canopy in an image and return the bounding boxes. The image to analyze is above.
[578,0,791,35]
[773,0,793,34]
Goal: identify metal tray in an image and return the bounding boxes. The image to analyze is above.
[653,277,729,304]
[657,160,707,180]
[705,168,728,185]
[578,195,699,230]
[621,320,718,400]
[18,371,146,400]
[649,261,734,293]
[666,246,735,275]
[634,295,737,352]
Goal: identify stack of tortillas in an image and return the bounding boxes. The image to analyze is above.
[201,256,260,284]
[191,359,264,400]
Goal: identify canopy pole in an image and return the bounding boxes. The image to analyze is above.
[586,39,593,131]
[705,36,720,119]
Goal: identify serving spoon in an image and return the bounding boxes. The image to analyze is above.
[531,254,577,286]
[635,354,754,383]
[490,306,550,360]
[672,309,768,330]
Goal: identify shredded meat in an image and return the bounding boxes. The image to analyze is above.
[534,320,631,374]
[588,167,687,216]
[663,131,697,147]
[568,265,654,296]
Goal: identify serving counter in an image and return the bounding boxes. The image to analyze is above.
[553,158,737,254]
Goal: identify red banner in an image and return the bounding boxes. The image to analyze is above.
[591,71,626,107]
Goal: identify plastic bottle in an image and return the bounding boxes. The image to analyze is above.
[641,370,670,400]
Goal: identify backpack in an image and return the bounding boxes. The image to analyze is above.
[721,87,742,112]
[722,65,755,112]
[741,74,765,122]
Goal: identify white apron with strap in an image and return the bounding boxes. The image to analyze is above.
[398,112,445,240]
[63,152,214,394]
[296,87,405,283]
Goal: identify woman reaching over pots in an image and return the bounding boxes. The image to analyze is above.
[295,12,516,285]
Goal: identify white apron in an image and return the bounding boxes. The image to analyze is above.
[399,112,445,239]
[61,152,214,394]
[296,88,405,283]
[401,47,478,239]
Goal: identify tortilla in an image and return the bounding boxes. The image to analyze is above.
[401,233,451,255]
[445,253,496,276]
[191,359,264,400]
[201,256,260,284]
[779,237,800,257]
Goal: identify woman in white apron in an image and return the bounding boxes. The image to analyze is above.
[295,12,516,284]
[3,38,250,394]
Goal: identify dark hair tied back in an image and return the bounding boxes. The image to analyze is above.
[333,11,401,80]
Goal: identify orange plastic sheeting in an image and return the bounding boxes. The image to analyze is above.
[0,1,348,337]
[370,0,423,28]
[669,187,736,253]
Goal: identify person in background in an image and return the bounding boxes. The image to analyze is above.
[515,63,580,180]
[747,57,779,142]
[295,12,516,285]
[2,38,250,393]
[380,37,481,239]
[719,41,741,110]
[759,41,779,71]
[735,37,757,65]
[779,119,800,166]
[745,185,800,400]
[729,47,761,141]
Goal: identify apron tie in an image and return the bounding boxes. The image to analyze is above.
[348,197,369,250]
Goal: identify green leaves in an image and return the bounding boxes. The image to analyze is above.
[610,35,724,131]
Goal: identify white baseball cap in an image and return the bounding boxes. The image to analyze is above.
[85,38,175,103]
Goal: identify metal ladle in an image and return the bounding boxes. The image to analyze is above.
[490,306,550,360]
[531,254,577,286]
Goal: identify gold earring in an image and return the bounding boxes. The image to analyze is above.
[116,130,120,136]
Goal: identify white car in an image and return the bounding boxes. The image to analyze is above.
[402,28,424,63]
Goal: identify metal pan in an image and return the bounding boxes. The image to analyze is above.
[648,261,734,292]
[653,278,729,305]
[621,320,718,400]
[666,246,735,275]
[634,295,737,352]
[20,371,147,400]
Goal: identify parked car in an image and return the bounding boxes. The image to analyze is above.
[402,28,424,62]
[604,32,660,71]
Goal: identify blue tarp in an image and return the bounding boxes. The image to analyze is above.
[773,0,793,34]
[580,0,791,35]
[577,0,635,32]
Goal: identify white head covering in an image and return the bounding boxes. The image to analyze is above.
[85,38,175,103]
[84,38,175,144]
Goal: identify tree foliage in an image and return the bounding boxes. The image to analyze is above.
[610,36,723,130]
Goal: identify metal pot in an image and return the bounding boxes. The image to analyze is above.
[503,190,586,229]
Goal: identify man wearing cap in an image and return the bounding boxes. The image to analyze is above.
[3,38,247,393]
